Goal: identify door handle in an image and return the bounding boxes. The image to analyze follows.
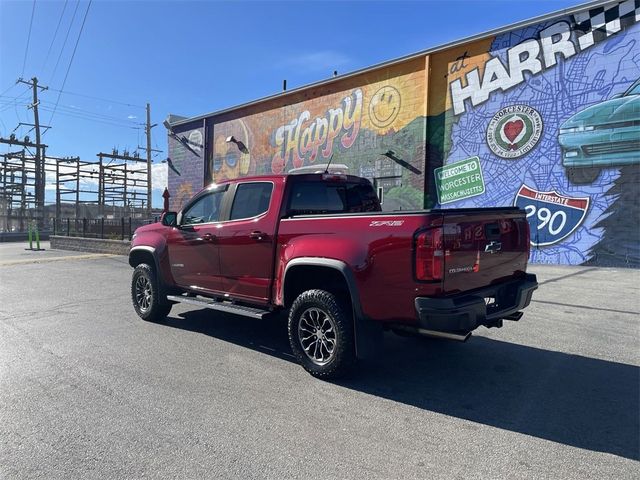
[202,233,216,242]
[249,231,266,241]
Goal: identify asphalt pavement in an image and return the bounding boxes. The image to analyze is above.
[0,242,638,479]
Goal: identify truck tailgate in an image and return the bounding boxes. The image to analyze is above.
[439,208,529,294]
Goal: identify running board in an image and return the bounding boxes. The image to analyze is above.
[166,294,269,319]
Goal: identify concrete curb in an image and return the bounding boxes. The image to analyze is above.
[50,235,130,255]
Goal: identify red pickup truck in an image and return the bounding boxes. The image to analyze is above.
[129,173,537,378]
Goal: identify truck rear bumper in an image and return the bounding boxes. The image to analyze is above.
[414,274,538,333]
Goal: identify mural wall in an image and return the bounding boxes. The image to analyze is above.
[167,120,205,210]
[429,0,640,266]
[167,0,639,266]
[207,58,428,211]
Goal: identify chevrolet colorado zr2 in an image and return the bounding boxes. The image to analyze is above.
[129,173,538,378]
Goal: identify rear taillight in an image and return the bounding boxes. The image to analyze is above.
[322,173,347,182]
[415,227,444,281]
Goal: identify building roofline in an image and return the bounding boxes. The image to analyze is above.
[169,0,613,128]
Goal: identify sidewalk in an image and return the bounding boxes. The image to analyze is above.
[0,241,115,265]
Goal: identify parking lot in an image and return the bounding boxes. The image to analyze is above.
[0,242,638,479]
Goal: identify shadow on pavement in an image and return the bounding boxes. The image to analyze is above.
[164,309,639,461]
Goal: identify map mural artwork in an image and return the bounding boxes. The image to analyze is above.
[432,0,640,266]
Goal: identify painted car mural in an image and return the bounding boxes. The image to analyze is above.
[559,78,640,184]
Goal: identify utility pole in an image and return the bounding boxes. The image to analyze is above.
[145,103,153,217]
[18,77,48,228]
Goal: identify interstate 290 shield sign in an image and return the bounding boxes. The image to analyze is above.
[514,185,590,247]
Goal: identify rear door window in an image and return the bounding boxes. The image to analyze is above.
[288,181,380,215]
[229,182,273,220]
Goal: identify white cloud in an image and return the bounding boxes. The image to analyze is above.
[151,162,168,192]
[127,114,137,119]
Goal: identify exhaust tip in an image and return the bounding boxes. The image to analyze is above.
[393,325,471,342]
[417,328,472,342]
[503,311,524,321]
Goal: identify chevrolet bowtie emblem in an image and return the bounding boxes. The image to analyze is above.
[484,241,502,254]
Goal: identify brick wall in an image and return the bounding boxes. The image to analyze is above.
[167,121,205,211]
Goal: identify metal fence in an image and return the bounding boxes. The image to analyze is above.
[52,217,158,240]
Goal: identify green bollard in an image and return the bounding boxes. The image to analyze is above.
[35,224,41,250]
[28,223,33,250]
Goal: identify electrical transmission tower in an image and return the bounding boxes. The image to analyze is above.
[0,77,49,229]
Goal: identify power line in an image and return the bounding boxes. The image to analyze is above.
[46,87,145,109]
[40,100,142,123]
[42,0,69,73]
[50,0,81,85]
[0,87,31,114]
[39,105,139,129]
[0,86,33,102]
[0,81,19,98]
[48,0,92,124]
[39,100,141,124]
[21,0,37,77]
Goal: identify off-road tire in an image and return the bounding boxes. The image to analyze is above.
[131,263,171,322]
[288,289,355,379]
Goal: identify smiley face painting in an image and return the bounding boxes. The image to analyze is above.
[368,85,401,129]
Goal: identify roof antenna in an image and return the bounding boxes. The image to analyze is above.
[323,153,334,174]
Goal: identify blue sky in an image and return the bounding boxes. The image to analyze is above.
[0,0,586,208]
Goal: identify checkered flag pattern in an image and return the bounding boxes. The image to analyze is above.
[573,0,640,50]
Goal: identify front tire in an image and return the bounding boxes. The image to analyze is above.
[288,289,355,379]
[131,263,171,322]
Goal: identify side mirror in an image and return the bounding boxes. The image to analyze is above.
[161,211,177,227]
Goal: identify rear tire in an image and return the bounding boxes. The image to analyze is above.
[288,289,355,379]
[131,263,171,322]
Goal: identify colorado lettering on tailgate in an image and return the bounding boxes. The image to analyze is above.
[369,220,404,227]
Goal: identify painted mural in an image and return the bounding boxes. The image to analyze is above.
[167,0,639,266]
[167,121,205,210]
[207,59,428,211]
[430,0,640,266]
